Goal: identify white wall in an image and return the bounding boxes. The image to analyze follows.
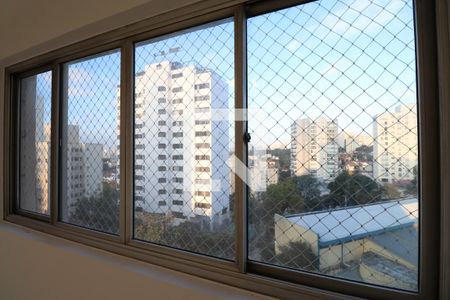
[0,1,270,299]
[0,223,271,300]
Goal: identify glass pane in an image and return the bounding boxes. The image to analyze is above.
[61,50,120,235]
[248,0,418,291]
[133,19,235,260]
[19,71,52,215]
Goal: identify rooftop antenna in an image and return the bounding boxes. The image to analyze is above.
[153,47,181,58]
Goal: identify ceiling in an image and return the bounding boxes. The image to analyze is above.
[0,0,198,64]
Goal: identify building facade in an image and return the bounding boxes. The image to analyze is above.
[290,117,339,182]
[39,124,104,220]
[129,60,230,221]
[373,104,417,183]
[248,150,279,193]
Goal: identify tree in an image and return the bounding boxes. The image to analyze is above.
[134,215,235,259]
[163,222,235,259]
[278,169,291,182]
[383,183,401,199]
[406,166,418,196]
[69,182,119,234]
[134,212,167,241]
[261,240,318,271]
[249,178,307,260]
[267,148,291,182]
[267,148,290,170]
[259,178,305,217]
[353,145,373,162]
[326,171,383,207]
[291,175,321,211]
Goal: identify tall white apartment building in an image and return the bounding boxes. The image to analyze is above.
[81,143,103,197]
[40,125,103,219]
[130,60,229,220]
[373,104,417,183]
[290,117,339,182]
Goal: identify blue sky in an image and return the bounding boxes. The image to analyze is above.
[247,0,416,149]
[36,71,52,132]
[35,0,417,151]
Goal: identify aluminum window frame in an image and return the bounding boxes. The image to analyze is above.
[2,0,441,299]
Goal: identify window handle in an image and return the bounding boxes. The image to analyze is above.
[244,132,251,144]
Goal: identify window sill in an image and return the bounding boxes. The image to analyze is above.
[0,220,270,300]
[0,218,359,300]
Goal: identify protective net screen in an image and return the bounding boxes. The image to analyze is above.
[61,50,121,235]
[19,71,52,215]
[133,19,235,260]
[247,0,418,290]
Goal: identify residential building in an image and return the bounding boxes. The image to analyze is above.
[373,104,417,183]
[129,60,230,220]
[248,150,279,193]
[81,143,103,197]
[290,117,339,182]
[36,124,104,220]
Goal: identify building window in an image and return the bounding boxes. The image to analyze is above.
[248,0,420,292]
[195,155,210,160]
[172,188,183,194]
[6,0,440,299]
[195,131,210,137]
[195,167,210,172]
[195,143,210,149]
[194,95,210,101]
[195,120,210,125]
[60,50,120,235]
[194,191,210,197]
[18,70,52,215]
[195,202,211,209]
[194,83,210,90]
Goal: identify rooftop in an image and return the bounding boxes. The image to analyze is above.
[285,198,418,247]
